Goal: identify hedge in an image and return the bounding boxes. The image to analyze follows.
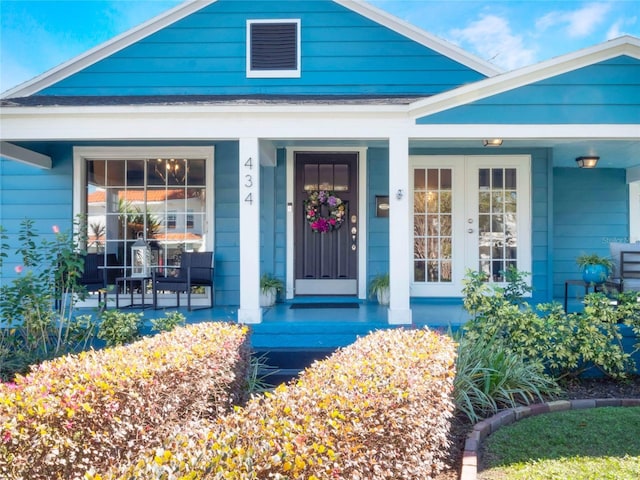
[107,327,457,479]
[0,322,250,480]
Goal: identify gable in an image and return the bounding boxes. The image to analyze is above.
[416,55,640,124]
[30,0,488,98]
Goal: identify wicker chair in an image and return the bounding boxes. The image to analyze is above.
[152,251,214,310]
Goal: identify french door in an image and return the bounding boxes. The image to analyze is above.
[411,155,531,296]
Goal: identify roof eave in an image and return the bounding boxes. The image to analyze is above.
[408,35,640,119]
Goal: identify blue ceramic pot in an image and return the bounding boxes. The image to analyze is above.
[582,264,609,284]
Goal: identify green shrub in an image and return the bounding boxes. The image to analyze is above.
[0,219,97,381]
[0,322,251,480]
[462,269,640,379]
[97,310,143,346]
[454,334,560,423]
[104,328,457,480]
[150,311,186,333]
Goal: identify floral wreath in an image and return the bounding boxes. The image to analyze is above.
[304,190,346,233]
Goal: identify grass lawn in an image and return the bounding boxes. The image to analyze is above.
[479,407,640,480]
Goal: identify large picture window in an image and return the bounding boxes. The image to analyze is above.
[74,147,214,277]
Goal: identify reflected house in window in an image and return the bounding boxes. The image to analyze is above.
[86,157,207,272]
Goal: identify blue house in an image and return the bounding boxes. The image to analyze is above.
[1,0,639,327]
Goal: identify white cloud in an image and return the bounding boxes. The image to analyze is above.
[536,3,612,38]
[450,14,537,70]
[606,15,638,39]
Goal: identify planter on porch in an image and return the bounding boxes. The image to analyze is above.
[577,254,614,285]
[260,274,284,307]
[369,273,390,306]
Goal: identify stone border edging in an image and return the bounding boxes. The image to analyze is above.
[460,397,640,480]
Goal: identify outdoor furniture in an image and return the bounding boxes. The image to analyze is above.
[78,253,120,301]
[151,251,214,311]
[564,279,602,313]
[606,248,640,293]
[115,275,152,309]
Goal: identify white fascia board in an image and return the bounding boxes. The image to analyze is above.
[1,0,216,99]
[335,0,501,77]
[0,107,412,141]
[628,166,640,183]
[406,124,640,140]
[0,141,52,169]
[409,36,640,119]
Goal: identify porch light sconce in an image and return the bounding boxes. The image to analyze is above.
[576,156,599,168]
[483,139,503,147]
[396,189,404,200]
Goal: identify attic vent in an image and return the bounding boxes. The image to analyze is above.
[247,20,300,78]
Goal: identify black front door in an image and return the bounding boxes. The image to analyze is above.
[295,152,358,295]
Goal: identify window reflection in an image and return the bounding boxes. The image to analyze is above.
[413,168,453,283]
[86,158,207,275]
[477,167,518,282]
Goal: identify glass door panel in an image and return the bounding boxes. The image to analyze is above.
[411,155,530,297]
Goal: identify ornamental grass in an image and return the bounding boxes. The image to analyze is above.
[107,327,457,480]
[0,322,250,480]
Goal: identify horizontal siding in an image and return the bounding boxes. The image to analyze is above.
[366,147,390,283]
[40,0,485,97]
[0,147,74,284]
[418,56,640,124]
[214,142,240,306]
[552,167,628,298]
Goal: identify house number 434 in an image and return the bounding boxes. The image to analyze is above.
[244,157,254,205]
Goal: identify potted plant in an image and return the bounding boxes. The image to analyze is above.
[260,274,284,307]
[368,273,390,305]
[576,253,614,284]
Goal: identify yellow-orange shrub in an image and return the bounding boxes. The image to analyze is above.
[108,327,456,479]
[0,322,250,480]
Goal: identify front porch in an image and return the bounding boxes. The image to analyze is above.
[99,296,470,349]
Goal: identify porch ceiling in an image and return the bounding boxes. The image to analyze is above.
[270,138,640,169]
[406,139,640,169]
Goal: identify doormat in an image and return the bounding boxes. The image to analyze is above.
[290,302,359,309]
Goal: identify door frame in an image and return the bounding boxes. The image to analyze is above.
[286,146,368,299]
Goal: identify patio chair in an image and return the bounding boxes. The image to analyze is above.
[151,251,214,311]
[78,253,121,297]
[606,242,640,293]
[56,253,117,309]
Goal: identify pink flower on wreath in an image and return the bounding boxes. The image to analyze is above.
[52,225,60,234]
[14,265,23,274]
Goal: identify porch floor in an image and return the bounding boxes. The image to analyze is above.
[132,297,469,350]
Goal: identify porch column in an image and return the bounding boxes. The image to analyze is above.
[237,137,262,324]
[388,135,412,325]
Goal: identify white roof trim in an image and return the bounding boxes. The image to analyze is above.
[1,0,218,99]
[335,0,501,76]
[409,35,640,119]
[0,141,52,169]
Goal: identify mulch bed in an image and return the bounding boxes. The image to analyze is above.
[434,375,640,480]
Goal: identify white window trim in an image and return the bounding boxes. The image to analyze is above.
[246,19,301,78]
[72,146,215,252]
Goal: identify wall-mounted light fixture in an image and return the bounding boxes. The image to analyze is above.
[396,189,404,200]
[482,139,503,147]
[575,156,599,168]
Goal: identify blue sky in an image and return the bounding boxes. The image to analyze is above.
[1,0,639,94]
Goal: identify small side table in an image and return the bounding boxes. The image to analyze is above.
[564,279,602,312]
[116,276,151,309]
